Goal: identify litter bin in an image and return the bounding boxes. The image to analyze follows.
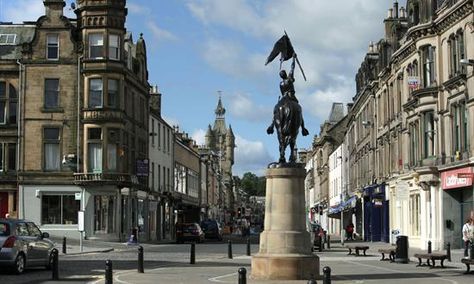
[395,235,409,263]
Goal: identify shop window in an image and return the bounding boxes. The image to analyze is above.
[88,128,102,173]
[94,195,115,234]
[41,195,80,224]
[89,78,103,108]
[43,128,61,171]
[46,34,59,60]
[44,79,59,109]
[107,79,118,108]
[89,33,104,59]
[109,34,120,60]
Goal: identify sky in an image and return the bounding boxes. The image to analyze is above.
[0,0,393,176]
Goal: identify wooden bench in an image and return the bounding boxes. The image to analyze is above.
[378,248,395,261]
[461,258,474,274]
[347,245,369,256]
[414,253,447,268]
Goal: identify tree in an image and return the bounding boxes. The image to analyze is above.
[240,172,266,197]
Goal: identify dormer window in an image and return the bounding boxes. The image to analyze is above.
[89,33,104,59]
[0,34,16,45]
[47,34,59,60]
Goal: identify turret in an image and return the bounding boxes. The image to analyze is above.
[205,125,214,148]
[225,125,235,165]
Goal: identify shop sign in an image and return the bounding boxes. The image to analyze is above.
[136,159,149,177]
[408,76,419,90]
[78,211,84,232]
[75,192,82,200]
[397,181,409,201]
[441,167,473,190]
[373,198,383,207]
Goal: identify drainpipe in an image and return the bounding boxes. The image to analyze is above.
[77,55,84,251]
[16,60,23,218]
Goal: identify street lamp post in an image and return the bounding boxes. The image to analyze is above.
[337,155,344,246]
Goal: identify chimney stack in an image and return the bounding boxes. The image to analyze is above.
[387,8,393,19]
[393,1,399,18]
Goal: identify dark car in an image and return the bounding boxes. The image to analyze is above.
[200,220,223,241]
[0,219,55,274]
[176,223,205,243]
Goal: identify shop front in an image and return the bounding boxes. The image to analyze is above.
[363,184,390,242]
[441,166,474,249]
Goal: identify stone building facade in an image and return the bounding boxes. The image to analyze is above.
[0,0,151,241]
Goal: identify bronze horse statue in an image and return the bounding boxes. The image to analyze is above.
[267,94,309,164]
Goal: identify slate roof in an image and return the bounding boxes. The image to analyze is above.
[0,24,36,60]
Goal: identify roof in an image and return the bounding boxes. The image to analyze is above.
[328,103,345,124]
[0,25,36,60]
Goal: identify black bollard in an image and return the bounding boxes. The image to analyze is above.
[138,246,144,273]
[446,242,451,262]
[246,238,251,256]
[51,248,59,280]
[428,241,432,254]
[62,237,67,254]
[327,235,331,249]
[228,240,233,259]
[323,266,331,284]
[307,274,317,284]
[190,242,196,264]
[105,259,113,284]
[238,267,247,284]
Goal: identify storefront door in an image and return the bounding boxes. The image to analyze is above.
[0,192,8,218]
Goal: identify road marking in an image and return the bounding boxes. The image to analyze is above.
[208,272,237,283]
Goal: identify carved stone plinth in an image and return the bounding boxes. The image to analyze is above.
[251,165,319,280]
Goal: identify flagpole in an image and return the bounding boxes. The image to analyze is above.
[284,31,307,81]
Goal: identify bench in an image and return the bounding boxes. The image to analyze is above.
[378,248,395,261]
[461,258,474,274]
[347,245,369,256]
[414,253,447,268]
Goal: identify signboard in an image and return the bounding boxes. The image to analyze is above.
[136,159,149,177]
[441,167,473,190]
[78,211,84,232]
[373,198,383,207]
[457,173,474,179]
[397,181,409,201]
[408,76,419,90]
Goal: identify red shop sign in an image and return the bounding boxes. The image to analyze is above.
[441,167,473,190]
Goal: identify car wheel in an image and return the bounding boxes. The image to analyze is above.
[14,253,25,274]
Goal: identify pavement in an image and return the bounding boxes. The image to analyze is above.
[88,240,473,284]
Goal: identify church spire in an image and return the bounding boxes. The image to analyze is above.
[215,94,226,118]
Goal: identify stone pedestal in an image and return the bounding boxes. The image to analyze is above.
[251,165,319,280]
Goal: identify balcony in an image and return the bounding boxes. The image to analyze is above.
[74,172,147,189]
[82,109,125,123]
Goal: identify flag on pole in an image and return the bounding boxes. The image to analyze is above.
[265,35,295,65]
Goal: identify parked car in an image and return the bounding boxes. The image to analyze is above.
[176,223,205,243]
[0,219,55,274]
[200,219,223,240]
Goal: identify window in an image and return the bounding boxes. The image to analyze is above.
[89,33,104,59]
[422,46,436,87]
[26,223,41,237]
[449,31,465,76]
[151,119,155,146]
[409,122,419,166]
[151,162,155,190]
[89,78,103,108]
[157,123,161,149]
[44,128,60,171]
[107,79,118,108]
[0,144,3,171]
[44,79,59,109]
[423,111,435,158]
[0,34,16,45]
[409,194,420,236]
[41,195,80,224]
[88,128,102,172]
[46,34,59,60]
[452,101,469,155]
[109,34,120,60]
[107,129,119,171]
[0,82,17,125]
[7,143,16,171]
[15,222,28,236]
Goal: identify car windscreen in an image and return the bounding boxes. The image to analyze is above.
[0,222,10,236]
[183,225,196,232]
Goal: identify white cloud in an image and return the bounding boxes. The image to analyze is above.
[127,3,148,15]
[191,128,206,146]
[147,21,178,43]
[228,92,271,122]
[234,135,273,176]
[187,0,388,121]
[1,0,75,23]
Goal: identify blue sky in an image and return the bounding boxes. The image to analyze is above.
[1,0,393,176]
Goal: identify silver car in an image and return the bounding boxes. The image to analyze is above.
[0,219,55,274]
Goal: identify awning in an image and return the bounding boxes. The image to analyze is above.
[328,196,358,215]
